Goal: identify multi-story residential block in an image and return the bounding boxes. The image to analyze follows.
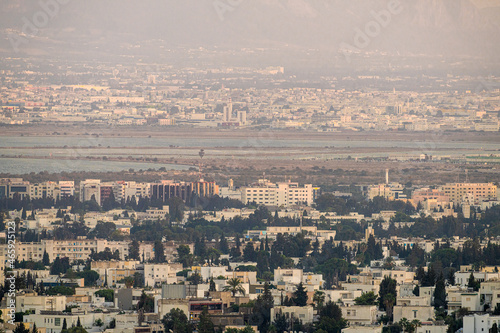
[0,178,30,199]
[58,181,75,197]
[412,188,450,204]
[463,314,500,333]
[441,183,498,204]
[247,226,335,241]
[367,183,406,201]
[242,179,314,207]
[144,263,183,287]
[30,181,60,200]
[80,179,101,204]
[274,268,303,285]
[150,180,194,202]
[116,181,150,201]
[42,238,130,262]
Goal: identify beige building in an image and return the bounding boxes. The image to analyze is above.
[270,306,314,324]
[341,305,378,326]
[393,305,435,323]
[412,188,449,204]
[29,181,60,200]
[441,183,497,204]
[247,226,335,241]
[242,179,314,207]
[16,294,66,313]
[44,238,130,262]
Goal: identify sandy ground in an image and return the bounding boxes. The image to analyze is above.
[1,124,499,186]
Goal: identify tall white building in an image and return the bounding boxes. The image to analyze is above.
[241,179,314,207]
[80,179,101,204]
[222,100,247,125]
[463,314,500,333]
[59,181,75,197]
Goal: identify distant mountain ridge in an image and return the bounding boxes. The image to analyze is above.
[0,0,498,63]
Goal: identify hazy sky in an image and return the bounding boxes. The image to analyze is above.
[1,0,499,71]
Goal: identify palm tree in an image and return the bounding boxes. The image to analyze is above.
[313,290,325,310]
[223,278,245,297]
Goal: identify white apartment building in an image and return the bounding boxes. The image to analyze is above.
[80,179,101,204]
[144,263,183,287]
[30,181,61,200]
[42,239,130,262]
[116,181,151,201]
[247,226,335,241]
[274,268,303,285]
[463,314,500,333]
[59,181,75,197]
[242,179,314,207]
[455,271,500,288]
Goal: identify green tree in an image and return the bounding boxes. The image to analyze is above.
[315,301,347,333]
[292,282,308,306]
[188,272,203,285]
[209,278,216,292]
[198,307,215,333]
[129,240,140,260]
[313,290,325,310]
[224,278,245,297]
[219,233,229,254]
[67,327,88,333]
[42,251,50,265]
[399,318,421,333]
[491,323,499,333]
[354,291,378,305]
[243,242,257,262]
[13,324,30,333]
[468,272,480,291]
[379,276,397,320]
[273,313,288,333]
[154,241,166,263]
[168,197,185,222]
[162,308,193,333]
[177,245,194,268]
[251,282,274,333]
[95,289,114,302]
[434,274,447,310]
[137,291,155,313]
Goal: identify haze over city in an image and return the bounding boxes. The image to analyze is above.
[0,1,499,333]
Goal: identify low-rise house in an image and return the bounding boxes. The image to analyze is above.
[393,305,435,323]
[341,305,378,326]
[270,306,314,324]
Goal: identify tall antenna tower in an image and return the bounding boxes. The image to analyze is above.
[198,149,205,180]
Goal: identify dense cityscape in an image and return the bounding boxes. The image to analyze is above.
[1,1,500,333]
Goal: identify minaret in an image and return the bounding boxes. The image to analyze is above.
[385,169,389,185]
